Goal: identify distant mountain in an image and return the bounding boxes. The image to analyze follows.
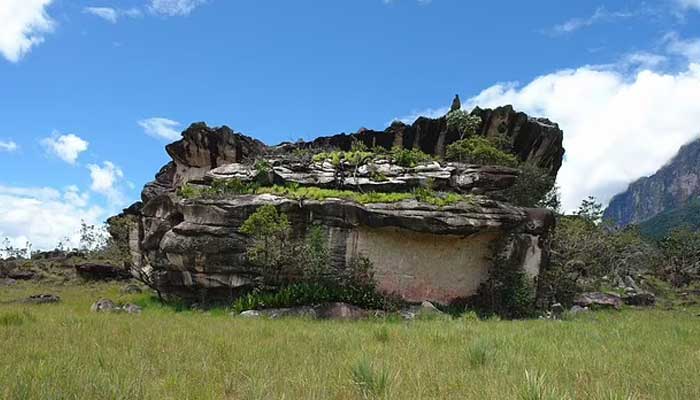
[604,138,700,227]
[637,198,700,240]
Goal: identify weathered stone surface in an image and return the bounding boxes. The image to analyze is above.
[24,294,60,304]
[315,303,368,320]
[126,104,564,304]
[574,292,623,310]
[121,284,143,294]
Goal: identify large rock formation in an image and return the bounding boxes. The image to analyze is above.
[605,139,700,227]
[126,105,565,304]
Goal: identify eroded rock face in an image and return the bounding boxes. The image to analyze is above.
[125,105,564,304]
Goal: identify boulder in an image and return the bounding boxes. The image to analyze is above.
[8,270,35,280]
[315,303,368,320]
[24,294,60,304]
[125,104,565,304]
[573,292,623,310]
[623,292,656,307]
[569,305,590,315]
[0,278,17,286]
[91,298,116,312]
[121,284,143,294]
[121,304,143,314]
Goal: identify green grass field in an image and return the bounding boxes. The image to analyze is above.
[1,283,699,400]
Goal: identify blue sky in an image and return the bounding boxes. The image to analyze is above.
[2,0,700,249]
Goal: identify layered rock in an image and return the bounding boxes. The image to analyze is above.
[127,105,564,304]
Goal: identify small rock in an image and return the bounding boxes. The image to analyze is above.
[420,301,441,313]
[121,303,142,314]
[121,284,143,294]
[551,303,565,319]
[315,302,367,320]
[24,294,60,304]
[569,305,590,314]
[623,292,656,307]
[399,300,445,320]
[91,298,116,312]
[573,292,623,310]
[0,278,17,286]
[239,310,261,318]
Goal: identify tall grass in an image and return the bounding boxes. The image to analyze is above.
[1,282,699,399]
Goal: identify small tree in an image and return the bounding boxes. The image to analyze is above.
[240,205,298,283]
[575,196,604,225]
[445,136,518,167]
[446,110,482,139]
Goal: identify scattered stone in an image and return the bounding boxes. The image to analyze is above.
[623,292,656,307]
[573,292,623,310]
[91,298,116,312]
[91,298,143,314]
[0,278,17,286]
[569,305,590,315]
[121,284,143,294]
[399,301,446,320]
[24,294,60,304]
[121,303,143,314]
[315,303,367,320]
[239,310,261,318]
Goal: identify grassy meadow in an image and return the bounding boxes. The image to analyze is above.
[1,282,699,399]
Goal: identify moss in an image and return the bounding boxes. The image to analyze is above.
[181,179,468,207]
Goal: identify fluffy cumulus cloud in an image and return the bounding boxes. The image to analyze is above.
[0,0,55,62]
[463,62,700,212]
[0,184,104,251]
[0,140,18,152]
[41,133,89,164]
[148,0,206,16]
[87,161,126,205]
[138,117,182,141]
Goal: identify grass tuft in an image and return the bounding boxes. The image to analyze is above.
[351,359,389,399]
[0,311,36,327]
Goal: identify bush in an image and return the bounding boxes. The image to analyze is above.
[240,205,299,283]
[390,146,431,167]
[445,136,519,167]
[446,110,481,139]
[502,164,556,208]
[472,237,535,319]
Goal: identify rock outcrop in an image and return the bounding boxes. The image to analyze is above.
[605,138,700,227]
[125,105,565,305]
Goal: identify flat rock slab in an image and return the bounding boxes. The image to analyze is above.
[23,294,60,304]
[574,292,623,310]
[91,298,143,314]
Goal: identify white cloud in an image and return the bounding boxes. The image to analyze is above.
[41,133,89,164]
[0,0,55,62]
[0,140,18,152]
[383,0,432,4]
[83,6,143,23]
[463,61,700,212]
[83,7,118,23]
[664,32,700,62]
[138,117,182,141]
[551,7,640,34]
[0,184,104,250]
[87,161,126,205]
[148,0,206,16]
[678,0,700,10]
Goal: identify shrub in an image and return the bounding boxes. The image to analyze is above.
[446,110,482,139]
[390,146,431,167]
[658,227,700,286]
[472,237,535,319]
[239,205,298,283]
[445,136,519,167]
[502,164,556,208]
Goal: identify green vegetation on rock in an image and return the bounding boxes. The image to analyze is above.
[446,136,519,167]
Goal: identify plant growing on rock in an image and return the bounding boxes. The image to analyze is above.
[502,164,556,208]
[240,205,299,283]
[390,146,431,168]
[446,110,482,139]
[445,136,519,167]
